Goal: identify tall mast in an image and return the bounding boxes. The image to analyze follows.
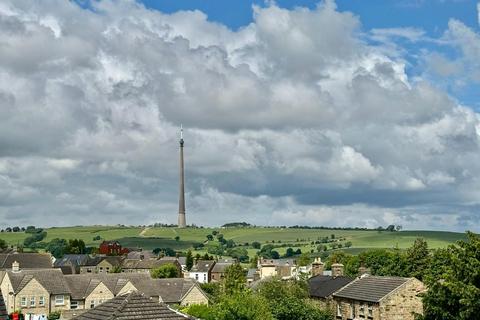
[178,125,186,228]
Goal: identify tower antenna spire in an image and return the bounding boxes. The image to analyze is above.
[178,124,186,228]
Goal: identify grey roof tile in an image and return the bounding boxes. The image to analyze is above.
[308,275,354,298]
[7,269,70,294]
[0,253,53,269]
[72,291,195,320]
[333,275,410,302]
[0,290,8,320]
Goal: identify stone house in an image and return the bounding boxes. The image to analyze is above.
[332,275,426,320]
[121,258,182,275]
[159,256,187,272]
[0,253,53,270]
[210,260,234,282]
[258,258,297,279]
[308,275,354,308]
[188,260,215,283]
[0,264,71,317]
[78,256,124,274]
[69,291,194,320]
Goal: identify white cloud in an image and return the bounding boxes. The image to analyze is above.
[0,0,479,231]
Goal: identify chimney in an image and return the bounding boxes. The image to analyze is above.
[311,257,324,277]
[331,263,344,277]
[12,261,20,273]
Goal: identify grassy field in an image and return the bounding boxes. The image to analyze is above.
[0,226,467,256]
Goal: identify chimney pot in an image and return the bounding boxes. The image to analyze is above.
[12,261,20,273]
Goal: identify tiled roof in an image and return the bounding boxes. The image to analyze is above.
[333,275,410,302]
[65,274,151,299]
[136,278,199,303]
[159,257,186,266]
[121,259,176,269]
[211,262,232,273]
[72,291,194,320]
[191,260,214,273]
[54,254,91,268]
[259,258,296,267]
[0,290,8,320]
[0,253,53,269]
[308,275,354,298]
[7,269,70,294]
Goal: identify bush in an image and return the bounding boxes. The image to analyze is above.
[151,263,180,278]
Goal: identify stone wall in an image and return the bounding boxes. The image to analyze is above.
[15,279,51,315]
[84,282,113,309]
[181,286,209,306]
[379,278,425,320]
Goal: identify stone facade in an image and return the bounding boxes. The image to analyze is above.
[179,286,209,306]
[333,278,425,320]
[84,282,114,309]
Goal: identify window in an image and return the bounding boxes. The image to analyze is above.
[90,300,95,309]
[349,303,355,319]
[87,268,92,273]
[39,296,45,306]
[367,305,373,319]
[21,297,27,307]
[195,274,199,280]
[203,274,207,281]
[30,296,35,307]
[359,305,365,318]
[337,303,342,318]
[70,301,78,309]
[55,295,64,306]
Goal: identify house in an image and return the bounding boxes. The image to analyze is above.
[210,260,234,282]
[0,253,53,270]
[258,258,297,279]
[332,275,426,320]
[133,278,209,306]
[54,254,91,275]
[308,275,354,308]
[160,256,187,272]
[0,263,71,317]
[246,268,259,284]
[121,258,182,275]
[0,289,7,320]
[78,256,124,274]
[188,260,215,283]
[70,291,194,320]
[126,250,155,260]
[98,241,129,256]
[64,274,208,310]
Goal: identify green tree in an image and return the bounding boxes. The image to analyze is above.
[223,263,246,295]
[226,247,249,262]
[297,253,311,266]
[150,263,180,278]
[405,238,430,281]
[181,304,215,320]
[186,250,194,271]
[213,292,273,320]
[418,232,480,320]
[251,241,261,249]
[66,239,86,254]
[46,238,68,258]
[48,311,61,320]
[175,236,180,241]
[0,238,6,250]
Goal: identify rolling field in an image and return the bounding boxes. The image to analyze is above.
[0,226,467,256]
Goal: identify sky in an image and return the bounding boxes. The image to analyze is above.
[0,1,480,231]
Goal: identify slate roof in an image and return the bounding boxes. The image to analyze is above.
[7,269,70,294]
[0,290,7,320]
[72,291,194,320]
[122,259,175,269]
[191,260,214,273]
[308,275,354,298]
[159,257,186,266]
[0,253,53,269]
[333,275,410,303]
[211,262,232,273]
[65,274,151,299]
[128,277,199,303]
[259,258,296,267]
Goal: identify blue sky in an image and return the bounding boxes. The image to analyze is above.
[139,0,480,109]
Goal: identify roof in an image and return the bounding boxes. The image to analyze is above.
[191,260,215,273]
[246,268,257,279]
[65,274,151,300]
[0,290,7,320]
[54,254,91,268]
[308,275,354,298]
[159,257,186,266]
[333,275,410,303]
[72,291,194,320]
[122,259,178,270]
[211,262,232,273]
[0,253,53,269]
[133,278,200,303]
[7,269,71,294]
[259,258,296,267]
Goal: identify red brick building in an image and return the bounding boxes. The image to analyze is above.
[98,241,129,256]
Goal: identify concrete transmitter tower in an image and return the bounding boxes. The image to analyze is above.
[178,125,187,228]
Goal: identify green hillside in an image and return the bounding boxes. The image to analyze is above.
[0,226,467,256]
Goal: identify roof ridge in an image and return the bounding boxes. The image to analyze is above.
[109,292,136,320]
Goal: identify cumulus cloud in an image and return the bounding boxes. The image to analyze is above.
[0,0,479,231]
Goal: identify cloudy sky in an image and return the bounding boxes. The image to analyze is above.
[1,0,480,231]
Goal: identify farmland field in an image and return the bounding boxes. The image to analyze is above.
[0,226,468,256]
